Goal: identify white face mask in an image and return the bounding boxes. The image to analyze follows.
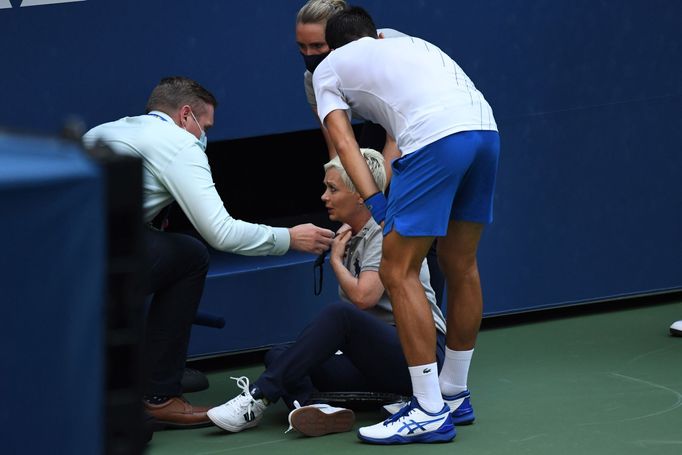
[189,110,208,151]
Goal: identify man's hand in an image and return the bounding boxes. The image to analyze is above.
[289,223,334,255]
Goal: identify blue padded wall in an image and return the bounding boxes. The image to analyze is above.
[480,94,682,314]
[189,251,340,357]
[0,133,105,454]
[2,1,679,141]
[1,1,680,321]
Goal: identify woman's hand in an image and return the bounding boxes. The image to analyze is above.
[330,224,352,263]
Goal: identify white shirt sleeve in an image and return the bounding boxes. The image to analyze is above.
[313,59,351,125]
[160,144,290,256]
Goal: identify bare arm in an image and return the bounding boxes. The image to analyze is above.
[312,106,337,159]
[324,110,380,199]
[329,227,385,309]
[382,132,401,184]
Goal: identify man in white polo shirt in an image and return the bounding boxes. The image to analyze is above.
[83,76,334,430]
[313,8,500,444]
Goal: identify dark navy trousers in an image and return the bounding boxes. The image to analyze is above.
[255,302,446,408]
[142,227,209,397]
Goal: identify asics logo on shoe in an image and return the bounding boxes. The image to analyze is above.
[422,368,431,374]
[243,410,255,422]
[398,417,447,435]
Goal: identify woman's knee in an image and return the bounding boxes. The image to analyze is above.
[264,343,292,367]
[315,302,369,335]
[317,301,354,321]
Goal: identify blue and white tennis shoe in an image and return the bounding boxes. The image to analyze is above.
[383,389,475,425]
[358,397,455,444]
[442,389,475,425]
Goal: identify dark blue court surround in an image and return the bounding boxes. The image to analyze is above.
[0,7,681,454]
[0,133,105,454]
[1,1,681,323]
[189,250,340,357]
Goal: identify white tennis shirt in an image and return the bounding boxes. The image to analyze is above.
[314,36,498,155]
[303,28,407,111]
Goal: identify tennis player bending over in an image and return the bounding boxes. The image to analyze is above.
[315,7,500,444]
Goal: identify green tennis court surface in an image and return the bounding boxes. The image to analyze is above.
[148,297,682,455]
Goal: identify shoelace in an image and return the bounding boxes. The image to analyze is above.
[229,376,257,419]
[231,375,251,394]
[383,397,418,426]
[285,400,303,433]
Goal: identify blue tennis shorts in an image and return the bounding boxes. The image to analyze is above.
[384,130,500,237]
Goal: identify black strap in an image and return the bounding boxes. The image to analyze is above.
[313,249,329,296]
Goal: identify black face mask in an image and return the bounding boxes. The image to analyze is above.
[302,51,330,73]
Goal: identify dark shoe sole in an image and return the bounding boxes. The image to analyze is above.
[154,419,213,430]
[452,411,475,425]
[358,425,456,444]
[290,407,355,437]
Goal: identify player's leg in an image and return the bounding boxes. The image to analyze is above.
[438,221,485,351]
[380,233,438,367]
[359,137,473,444]
[356,233,455,444]
[435,221,484,425]
[436,130,500,424]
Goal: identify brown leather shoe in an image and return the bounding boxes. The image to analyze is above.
[144,397,211,429]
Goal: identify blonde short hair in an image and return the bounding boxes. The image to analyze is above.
[296,0,347,25]
[323,148,387,194]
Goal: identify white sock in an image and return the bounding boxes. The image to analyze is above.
[409,362,443,413]
[438,347,473,396]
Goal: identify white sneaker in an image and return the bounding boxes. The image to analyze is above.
[670,320,682,337]
[358,397,455,444]
[286,402,355,437]
[207,376,267,432]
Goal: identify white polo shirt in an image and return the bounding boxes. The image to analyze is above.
[82,111,290,256]
[313,36,498,155]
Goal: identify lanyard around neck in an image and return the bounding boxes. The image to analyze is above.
[147,113,168,122]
